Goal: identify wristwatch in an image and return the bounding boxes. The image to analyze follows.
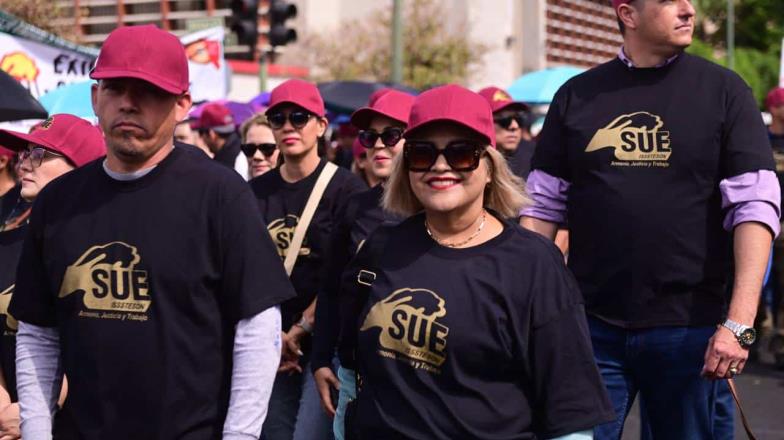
[722,319,756,348]
[295,317,313,334]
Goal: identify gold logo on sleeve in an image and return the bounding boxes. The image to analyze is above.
[360,288,449,373]
[59,242,151,320]
[585,112,672,167]
[267,215,311,259]
[0,285,18,332]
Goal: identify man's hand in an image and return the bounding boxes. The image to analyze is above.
[314,367,341,417]
[702,326,748,379]
[278,331,303,374]
[0,403,20,440]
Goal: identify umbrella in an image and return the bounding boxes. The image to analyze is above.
[0,69,48,122]
[317,81,418,114]
[507,67,585,104]
[38,80,96,120]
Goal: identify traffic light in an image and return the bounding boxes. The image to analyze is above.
[268,0,297,47]
[230,0,259,46]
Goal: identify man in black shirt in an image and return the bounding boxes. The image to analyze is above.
[9,25,295,440]
[478,86,535,179]
[197,102,245,176]
[522,1,779,438]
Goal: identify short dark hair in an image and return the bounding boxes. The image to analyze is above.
[616,0,639,35]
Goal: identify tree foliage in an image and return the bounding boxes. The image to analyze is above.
[282,0,486,89]
[1,0,76,40]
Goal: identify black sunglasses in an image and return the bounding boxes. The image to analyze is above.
[358,127,404,148]
[267,111,314,130]
[404,140,485,172]
[241,143,277,157]
[493,114,526,130]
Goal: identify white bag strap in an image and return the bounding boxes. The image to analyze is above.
[284,162,339,277]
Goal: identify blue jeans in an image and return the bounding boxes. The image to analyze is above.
[333,366,357,440]
[588,317,720,440]
[262,359,333,440]
[640,380,734,440]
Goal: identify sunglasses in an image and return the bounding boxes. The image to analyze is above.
[493,114,526,130]
[357,127,404,148]
[267,111,314,130]
[404,140,485,172]
[18,146,66,168]
[241,143,277,157]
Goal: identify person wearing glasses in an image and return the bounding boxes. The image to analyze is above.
[0,114,105,440]
[240,114,279,179]
[337,84,613,440]
[252,79,366,440]
[479,86,535,180]
[310,90,413,440]
[197,102,248,178]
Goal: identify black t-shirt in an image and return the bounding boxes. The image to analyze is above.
[250,159,366,331]
[0,185,30,229]
[343,214,614,439]
[311,184,401,371]
[213,133,242,169]
[506,138,536,180]
[0,224,26,402]
[9,147,295,440]
[532,54,775,328]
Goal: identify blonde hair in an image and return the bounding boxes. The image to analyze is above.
[240,113,271,143]
[382,146,530,219]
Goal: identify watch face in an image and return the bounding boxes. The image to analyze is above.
[740,328,757,346]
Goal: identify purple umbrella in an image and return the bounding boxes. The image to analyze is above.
[189,100,259,128]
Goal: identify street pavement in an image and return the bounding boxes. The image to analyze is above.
[620,361,784,439]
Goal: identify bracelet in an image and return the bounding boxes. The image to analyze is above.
[295,317,313,333]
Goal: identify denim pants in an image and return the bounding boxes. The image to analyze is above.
[262,357,333,440]
[333,366,357,440]
[640,380,734,440]
[588,317,720,440]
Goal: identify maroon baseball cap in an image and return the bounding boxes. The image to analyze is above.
[766,87,784,109]
[405,84,495,147]
[266,79,325,117]
[478,86,529,114]
[0,114,105,167]
[90,25,189,95]
[351,90,415,130]
[198,103,235,134]
[0,146,12,159]
[368,88,394,107]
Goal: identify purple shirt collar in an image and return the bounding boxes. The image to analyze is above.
[618,46,680,69]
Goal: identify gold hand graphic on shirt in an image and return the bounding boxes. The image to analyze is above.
[586,111,672,162]
[0,285,18,331]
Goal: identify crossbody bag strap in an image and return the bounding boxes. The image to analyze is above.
[727,377,757,440]
[283,162,339,277]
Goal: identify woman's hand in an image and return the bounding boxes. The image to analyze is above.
[314,367,341,417]
[0,403,20,440]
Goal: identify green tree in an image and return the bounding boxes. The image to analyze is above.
[1,0,76,40]
[282,0,486,89]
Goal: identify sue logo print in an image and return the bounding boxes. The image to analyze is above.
[0,285,17,333]
[361,288,449,373]
[267,215,311,258]
[586,112,672,166]
[59,242,151,318]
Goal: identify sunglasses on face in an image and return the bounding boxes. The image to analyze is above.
[403,140,485,172]
[266,111,314,130]
[241,143,277,158]
[18,146,66,168]
[493,114,526,130]
[358,127,404,148]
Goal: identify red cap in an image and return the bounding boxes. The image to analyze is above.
[90,25,189,95]
[478,86,529,114]
[368,88,394,107]
[405,84,495,147]
[766,87,784,109]
[0,114,105,167]
[198,103,235,134]
[337,123,358,137]
[612,0,632,9]
[0,146,13,159]
[352,137,365,160]
[350,90,415,130]
[266,79,325,117]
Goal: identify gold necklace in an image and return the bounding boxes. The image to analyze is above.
[425,210,487,248]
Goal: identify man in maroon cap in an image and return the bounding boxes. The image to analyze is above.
[251,78,365,440]
[9,25,295,440]
[197,102,247,177]
[522,1,779,438]
[478,86,535,179]
[0,114,104,438]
